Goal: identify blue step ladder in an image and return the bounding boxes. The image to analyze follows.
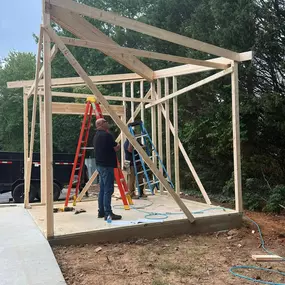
[128,120,174,195]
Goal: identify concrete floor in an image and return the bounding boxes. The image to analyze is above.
[28,194,237,237]
[0,206,66,285]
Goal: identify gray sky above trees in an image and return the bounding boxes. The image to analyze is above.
[0,0,41,60]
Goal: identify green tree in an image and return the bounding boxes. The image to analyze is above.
[2,0,285,211]
[0,52,35,151]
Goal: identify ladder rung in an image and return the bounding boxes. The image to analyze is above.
[81,147,94,150]
[134,134,148,138]
[139,180,158,187]
[78,154,83,157]
[137,169,151,175]
[75,167,80,171]
[149,154,158,159]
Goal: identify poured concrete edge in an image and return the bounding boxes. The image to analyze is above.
[48,212,243,246]
[0,206,66,285]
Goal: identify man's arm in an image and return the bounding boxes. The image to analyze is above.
[107,133,120,152]
[127,142,134,153]
[114,143,120,152]
[127,140,145,153]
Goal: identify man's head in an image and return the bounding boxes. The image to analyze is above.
[96,118,109,131]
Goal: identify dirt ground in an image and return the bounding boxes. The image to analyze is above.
[53,210,285,285]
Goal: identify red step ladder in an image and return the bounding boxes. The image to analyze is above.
[64,97,133,210]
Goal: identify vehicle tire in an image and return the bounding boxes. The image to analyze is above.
[32,182,41,201]
[37,182,61,202]
[12,183,36,203]
[53,183,61,201]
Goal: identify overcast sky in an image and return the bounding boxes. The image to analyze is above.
[0,1,41,60]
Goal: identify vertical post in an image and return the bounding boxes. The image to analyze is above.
[40,95,46,204]
[25,29,43,208]
[131,81,134,118]
[23,89,29,208]
[43,0,54,238]
[151,82,157,166]
[140,81,145,120]
[121,82,126,168]
[157,79,163,194]
[164,78,171,179]
[173,76,180,195]
[231,62,243,212]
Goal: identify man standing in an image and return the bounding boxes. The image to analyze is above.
[124,139,147,199]
[93,118,122,220]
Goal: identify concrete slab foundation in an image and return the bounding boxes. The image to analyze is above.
[28,195,242,246]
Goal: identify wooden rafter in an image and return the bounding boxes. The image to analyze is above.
[50,5,154,81]
[50,0,242,61]
[27,43,58,99]
[59,36,229,69]
[43,24,196,223]
[146,67,233,108]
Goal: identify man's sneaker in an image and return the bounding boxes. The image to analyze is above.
[104,213,122,221]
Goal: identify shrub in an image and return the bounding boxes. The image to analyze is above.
[263,185,285,214]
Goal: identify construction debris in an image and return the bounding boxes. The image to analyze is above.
[252,255,283,262]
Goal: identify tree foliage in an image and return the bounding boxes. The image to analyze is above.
[0,0,285,211]
[0,52,35,151]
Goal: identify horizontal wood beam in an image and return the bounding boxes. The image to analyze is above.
[154,51,251,78]
[7,51,251,89]
[50,0,241,61]
[50,102,124,116]
[7,51,252,88]
[50,79,145,88]
[146,67,233,108]
[238,51,253,61]
[50,5,154,81]
[8,73,142,89]
[59,36,229,70]
[35,90,153,102]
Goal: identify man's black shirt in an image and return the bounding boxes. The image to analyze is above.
[93,130,117,168]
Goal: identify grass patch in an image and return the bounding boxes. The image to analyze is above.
[152,279,169,285]
[157,261,192,277]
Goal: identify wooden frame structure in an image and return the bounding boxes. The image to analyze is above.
[7,0,252,239]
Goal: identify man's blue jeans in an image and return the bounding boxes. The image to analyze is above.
[97,166,114,216]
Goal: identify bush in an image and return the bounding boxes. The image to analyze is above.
[263,185,285,214]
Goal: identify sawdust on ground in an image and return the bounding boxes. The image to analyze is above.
[53,211,285,285]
